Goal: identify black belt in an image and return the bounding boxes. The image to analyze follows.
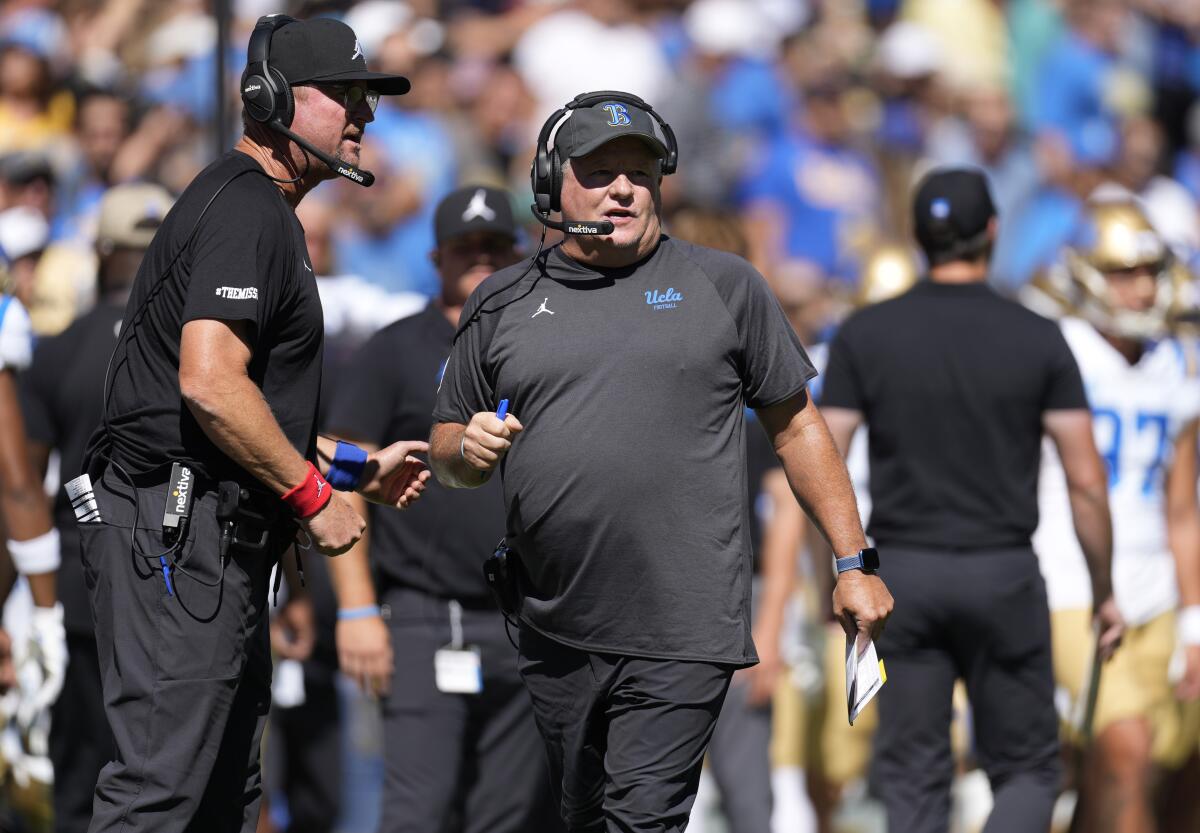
[123,463,284,523]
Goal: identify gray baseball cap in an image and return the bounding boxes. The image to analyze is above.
[553,99,669,162]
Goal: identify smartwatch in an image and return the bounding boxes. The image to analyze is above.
[835,547,880,575]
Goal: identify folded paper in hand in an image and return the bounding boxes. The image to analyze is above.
[846,633,887,725]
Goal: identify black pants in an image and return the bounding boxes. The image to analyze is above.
[517,625,733,833]
[706,675,773,833]
[49,631,111,833]
[265,667,341,833]
[380,587,559,833]
[871,546,1062,833]
[80,467,280,833]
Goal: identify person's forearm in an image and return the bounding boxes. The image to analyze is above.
[430,422,490,489]
[26,571,55,608]
[755,471,800,639]
[327,488,379,609]
[0,373,54,542]
[1170,516,1200,609]
[181,371,308,495]
[777,416,867,557]
[1069,482,1114,602]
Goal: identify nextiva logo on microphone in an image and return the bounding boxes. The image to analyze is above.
[337,166,365,183]
[566,222,605,235]
[645,288,682,310]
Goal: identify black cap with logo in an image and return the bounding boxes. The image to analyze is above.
[912,167,997,265]
[434,185,518,246]
[553,100,669,162]
[269,18,410,94]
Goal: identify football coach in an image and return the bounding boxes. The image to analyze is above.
[78,16,428,833]
[819,168,1124,833]
[431,90,893,832]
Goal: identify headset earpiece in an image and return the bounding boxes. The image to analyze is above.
[531,105,567,216]
[548,147,563,212]
[271,66,295,126]
[529,91,679,222]
[240,15,297,126]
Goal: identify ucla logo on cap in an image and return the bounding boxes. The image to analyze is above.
[931,198,951,219]
[603,103,631,127]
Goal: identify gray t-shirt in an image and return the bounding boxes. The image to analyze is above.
[434,236,815,665]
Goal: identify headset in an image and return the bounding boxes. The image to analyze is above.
[452,93,679,342]
[240,14,375,187]
[529,90,677,235]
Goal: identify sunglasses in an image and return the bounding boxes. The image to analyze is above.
[306,83,380,115]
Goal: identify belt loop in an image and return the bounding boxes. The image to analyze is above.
[449,600,464,650]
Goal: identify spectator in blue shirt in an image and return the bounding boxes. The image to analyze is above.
[926,85,1041,288]
[332,35,458,297]
[990,131,1109,292]
[1029,0,1127,171]
[738,61,881,287]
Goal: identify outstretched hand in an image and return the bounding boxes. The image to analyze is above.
[358,440,432,509]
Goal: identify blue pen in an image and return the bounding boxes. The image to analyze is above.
[496,398,509,419]
[159,555,175,596]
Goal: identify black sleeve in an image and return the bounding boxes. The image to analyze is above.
[181,189,289,338]
[692,247,816,408]
[1041,323,1088,411]
[17,340,57,446]
[432,292,496,425]
[326,329,400,444]
[818,321,866,410]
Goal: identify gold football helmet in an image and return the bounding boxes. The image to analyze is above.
[855,242,920,307]
[1062,199,1177,340]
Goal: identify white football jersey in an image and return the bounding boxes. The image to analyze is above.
[0,294,32,372]
[1034,317,1200,625]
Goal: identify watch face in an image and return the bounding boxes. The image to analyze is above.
[861,547,880,570]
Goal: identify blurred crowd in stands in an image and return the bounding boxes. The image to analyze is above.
[0,0,1196,343]
[2,2,1200,831]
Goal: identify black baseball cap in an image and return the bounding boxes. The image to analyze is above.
[912,167,996,263]
[434,185,517,245]
[266,18,410,95]
[554,98,669,162]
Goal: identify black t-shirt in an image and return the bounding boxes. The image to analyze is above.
[745,410,782,572]
[820,280,1087,550]
[20,302,122,634]
[327,305,506,603]
[89,151,322,483]
[434,236,815,665]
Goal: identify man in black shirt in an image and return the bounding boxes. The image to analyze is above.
[328,184,560,833]
[819,168,1124,833]
[77,17,429,833]
[20,182,173,833]
[431,91,892,832]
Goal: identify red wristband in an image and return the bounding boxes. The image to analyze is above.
[281,462,332,519]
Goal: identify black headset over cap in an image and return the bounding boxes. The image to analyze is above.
[240,14,410,128]
[530,91,678,221]
[239,15,409,187]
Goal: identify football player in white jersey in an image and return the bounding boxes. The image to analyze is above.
[0,287,65,796]
[1030,199,1200,833]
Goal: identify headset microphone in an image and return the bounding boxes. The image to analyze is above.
[529,205,613,236]
[267,120,375,187]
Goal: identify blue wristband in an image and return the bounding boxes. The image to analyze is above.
[328,441,368,491]
[337,605,381,621]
